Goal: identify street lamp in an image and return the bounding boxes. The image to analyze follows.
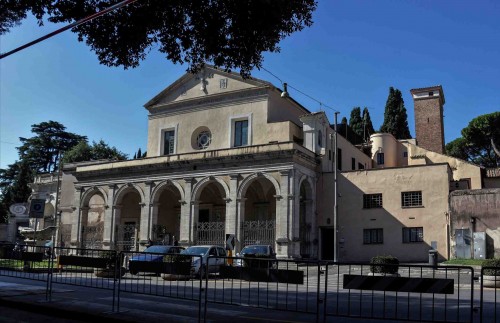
[333,111,339,262]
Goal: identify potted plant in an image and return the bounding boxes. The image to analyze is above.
[369,255,400,276]
[94,250,126,278]
[482,258,500,288]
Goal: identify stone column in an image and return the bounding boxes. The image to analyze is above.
[190,202,200,244]
[139,181,153,249]
[70,186,83,247]
[103,184,116,249]
[225,174,239,249]
[235,198,246,252]
[276,170,291,258]
[289,171,300,258]
[179,178,194,246]
[112,205,122,249]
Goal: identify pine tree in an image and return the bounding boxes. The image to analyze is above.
[362,107,375,141]
[142,151,147,158]
[137,148,142,159]
[349,107,363,138]
[133,152,137,160]
[380,87,411,139]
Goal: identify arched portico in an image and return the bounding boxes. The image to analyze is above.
[113,185,143,251]
[191,177,229,246]
[80,188,107,249]
[237,173,278,250]
[150,180,184,244]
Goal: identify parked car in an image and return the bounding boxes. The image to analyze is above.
[128,245,184,275]
[180,245,226,278]
[235,244,277,268]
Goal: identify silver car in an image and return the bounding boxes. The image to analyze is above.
[181,245,226,278]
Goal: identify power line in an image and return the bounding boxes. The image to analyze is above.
[260,66,339,113]
[0,0,140,60]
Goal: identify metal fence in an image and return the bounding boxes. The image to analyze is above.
[324,262,474,322]
[1,243,495,322]
[480,266,499,323]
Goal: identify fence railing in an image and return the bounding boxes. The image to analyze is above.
[0,243,491,322]
[480,267,499,323]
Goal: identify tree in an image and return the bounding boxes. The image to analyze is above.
[137,148,142,159]
[1,1,317,78]
[0,161,33,223]
[446,112,500,167]
[362,107,375,141]
[17,121,86,173]
[380,87,411,139]
[62,140,127,164]
[348,107,363,138]
[341,117,347,125]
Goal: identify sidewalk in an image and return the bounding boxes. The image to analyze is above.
[0,278,378,323]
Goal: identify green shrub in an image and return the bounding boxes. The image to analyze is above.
[482,258,500,276]
[370,255,399,274]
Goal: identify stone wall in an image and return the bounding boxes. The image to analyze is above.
[449,188,500,258]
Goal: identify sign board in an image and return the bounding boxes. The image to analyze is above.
[226,234,235,250]
[9,203,28,216]
[29,199,46,218]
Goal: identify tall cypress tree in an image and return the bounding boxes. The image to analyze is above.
[362,107,375,141]
[137,148,142,159]
[380,87,411,139]
[349,107,363,138]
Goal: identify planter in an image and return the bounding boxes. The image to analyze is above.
[161,273,190,281]
[368,272,401,277]
[94,267,126,278]
[482,275,500,288]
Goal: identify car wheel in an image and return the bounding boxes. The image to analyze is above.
[198,265,206,279]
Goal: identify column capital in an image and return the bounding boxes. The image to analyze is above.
[279,170,291,176]
[274,195,283,201]
[178,200,187,205]
[236,198,247,203]
[108,184,117,190]
[144,180,155,186]
[223,198,232,203]
[139,203,146,207]
[229,174,241,180]
[184,177,196,185]
[190,201,200,206]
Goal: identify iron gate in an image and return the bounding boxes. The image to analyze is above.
[241,220,275,247]
[115,223,138,251]
[81,224,103,249]
[195,221,225,246]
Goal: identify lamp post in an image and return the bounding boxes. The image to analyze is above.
[333,111,339,262]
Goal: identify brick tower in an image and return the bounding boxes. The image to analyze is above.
[410,85,446,154]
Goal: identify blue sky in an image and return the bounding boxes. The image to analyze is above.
[1,0,499,169]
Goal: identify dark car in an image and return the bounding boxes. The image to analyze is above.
[235,245,276,268]
[128,245,184,275]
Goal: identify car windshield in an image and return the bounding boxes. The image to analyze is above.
[181,247,209,255]
[144,245,171,253]
[241,246,268,255]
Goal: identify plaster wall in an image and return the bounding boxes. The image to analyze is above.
[449,188,500,258]
[406,143,482,189]
[338,164,451,262]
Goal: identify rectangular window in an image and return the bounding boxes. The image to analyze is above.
[363,193,383,209]
[337,148,342,170]
[403,151,408,158]
[402,191,422,207]
[163,130,175,155]
[377,152,385,165]
[364,228,383,244]
[351,157,356,170]
[402,227,423,243]
[234,120,248,147]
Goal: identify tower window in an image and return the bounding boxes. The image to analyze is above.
[429,91,434,96]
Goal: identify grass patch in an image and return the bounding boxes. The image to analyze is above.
[442,258,485,266]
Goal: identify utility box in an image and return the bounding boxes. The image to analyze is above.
[455,229,471,259]
[473,232,486,259]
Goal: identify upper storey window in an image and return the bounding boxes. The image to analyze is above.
[163,129,175,155]
[234,120,248,147]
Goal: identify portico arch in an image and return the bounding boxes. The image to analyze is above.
[114,184,143,251]
[298,176,315,258]
[150,180,184,244]
[80,188,107,249]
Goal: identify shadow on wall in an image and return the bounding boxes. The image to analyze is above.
[337,174,439,263]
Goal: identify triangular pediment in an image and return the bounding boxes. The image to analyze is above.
[144,66,273,109]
